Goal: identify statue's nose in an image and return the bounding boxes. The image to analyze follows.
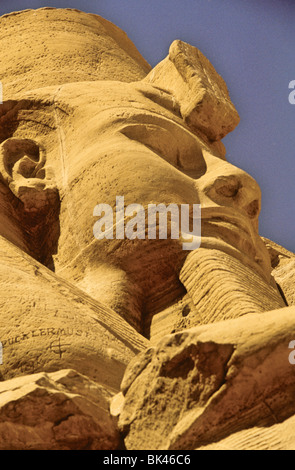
[197,154,261,227]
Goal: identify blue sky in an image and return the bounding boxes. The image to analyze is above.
[1,0,294,252]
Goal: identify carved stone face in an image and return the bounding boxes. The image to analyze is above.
[0,77,277,331]
[0,11,284,338]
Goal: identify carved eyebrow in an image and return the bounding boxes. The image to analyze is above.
[16,110,56,130]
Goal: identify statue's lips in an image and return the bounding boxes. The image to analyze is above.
[200,213,270,279]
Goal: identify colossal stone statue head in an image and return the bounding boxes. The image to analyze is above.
[0,8,285,346]
[1,7,295,451]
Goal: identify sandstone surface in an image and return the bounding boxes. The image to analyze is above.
[0,369,120,450]
[0,234,148,389]
[0,8,151,98]
[263,237,295,306]
[0,7,294,451]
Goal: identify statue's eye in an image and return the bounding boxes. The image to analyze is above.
[120,118,206,178]
[121,123,179,166]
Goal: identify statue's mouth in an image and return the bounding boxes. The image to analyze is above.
[200,210,271,282]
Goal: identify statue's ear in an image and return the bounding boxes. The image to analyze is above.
[0,137,58,214]
[143,40,240,142]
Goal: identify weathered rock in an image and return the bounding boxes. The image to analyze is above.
[144,40,240,143]
[0,8,151,98]
[0,369,120,450]
[198,414,295,450]
[0,7,294,451]
[148,247,285,343]
[118,306,295,450]
[262,237,295,306]
[0,234,149,390]
[273,258,295,306]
